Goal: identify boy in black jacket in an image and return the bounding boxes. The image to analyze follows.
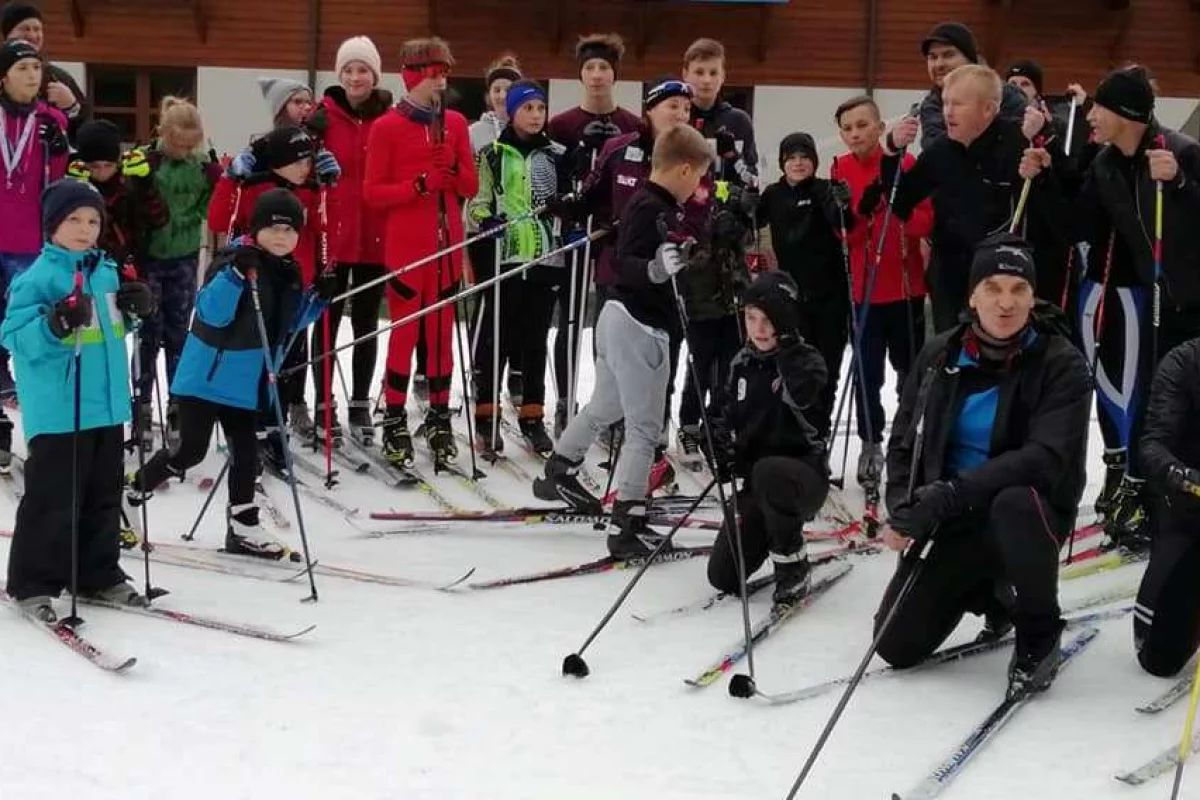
[757,132,852,440]
[705,270,830,606]
[535,124,712,559]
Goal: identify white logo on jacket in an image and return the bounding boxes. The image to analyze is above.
[617,175,638,188]
[737,377,747,401]
[625,146,644,163]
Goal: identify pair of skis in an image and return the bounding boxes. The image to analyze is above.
[1112,659,1200,786]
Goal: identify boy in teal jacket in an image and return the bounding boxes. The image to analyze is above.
[2,180,154,621]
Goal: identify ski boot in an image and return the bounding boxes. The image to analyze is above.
[771,549,813,608]
[507,370,524,410]
[381,408,415,469]
[83,581,149,607]
[164,400,181,451]
[1094,448,1127,519]
[313,402,344,448]
[347,400,374,447]
[16,595,56,623]
[607,499,668,560]
[553,399,569,438]
[676,425,704,471]
[474,413,504,461]
[289,402,315,440]
[1104,475,1151,553]
[857,441,884,538]
[256,427,289,477]
[518,413,554,458]
[1006,616,1066,700]
[534,454,602,513]
[224,503,288,560]
[0,415,13,476]
[424,407,458,469]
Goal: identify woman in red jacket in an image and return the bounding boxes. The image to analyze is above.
[307,35,393,445]
[364,37,478,470]
[830,95,933,483]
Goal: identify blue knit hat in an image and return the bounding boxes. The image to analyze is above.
[505,79,546,120]
[42,179,105,240]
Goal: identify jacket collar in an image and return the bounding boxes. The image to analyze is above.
[39,243,105,271]
[324,85,393,120]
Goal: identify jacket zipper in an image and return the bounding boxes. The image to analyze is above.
[206,348,225,381]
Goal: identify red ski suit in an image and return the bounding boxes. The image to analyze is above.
[364,104,477,407]
[831,147,933,305]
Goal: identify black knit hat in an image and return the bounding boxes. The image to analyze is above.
[0,38,37,77]
[779,132,818,171]
[1095,66,1155,125]
[1006,59,1044,95]
[42,178,106,240]
[75,120,123,164]
[253,125,314,171]
[250,188,304,236]
[920,22,979,64]
[969,232,1037,295]
[0,2,40,39]
[742,270,801,332]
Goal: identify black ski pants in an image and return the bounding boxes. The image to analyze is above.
[797,295,849,441]
[134,397,258,508]
[310,262,387,404]
[679,314,742,429]
[853,297,925,444]
[7,425,127,600]
[1134,498,1200,677]
[707,456,829,594]
[874,486,1067,669]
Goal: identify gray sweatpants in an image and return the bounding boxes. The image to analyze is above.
[555,302,670,502]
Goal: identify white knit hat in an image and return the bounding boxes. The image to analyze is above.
[336,36,382,86]
[257,77,310,123]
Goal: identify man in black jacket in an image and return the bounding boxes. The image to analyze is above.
[683,38,759,190]
[2,3,90,143]
[883,64,1043,333]
[705,271,829,607]
[757,132,851,439]
[1134,337,1200,676]
[1022,65,1200,551]
[874,233,1091,699]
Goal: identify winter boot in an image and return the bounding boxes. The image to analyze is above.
[676,425,703,469]
[553,398,569,438]
[289,402,315,439]
[856,441,884,487]
[224,503,287,560]
[1006,616,1066,699]
[83,581,149,607]
[771,549,813,607]
[313,402,343,447]
[1105,475,1151,553]
[424,407,458,466]
[607,500,667,560]
[380,407,415,468]
[347,400,374,446]
[165,400,181,451]
[533,454,602,513]
[16,595,56,623]
[474,413,504,459]
[507,370,524,410]
[519,412,554,458]
[1094,448,1128,519]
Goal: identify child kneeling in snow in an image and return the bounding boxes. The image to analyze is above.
[704,270,831,608]
[128,189,331,560]
[2,180,154,620]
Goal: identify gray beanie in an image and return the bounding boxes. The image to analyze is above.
[257,77,311,124]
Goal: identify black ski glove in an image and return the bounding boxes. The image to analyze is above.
[888,479,963,544]
[828,180,852,210]
[116,280,154,318]
[313,270,340,301]
[581,119,622,151]
[714,128,739,161]
[857,181,884,217]
[542,193,586,223]
[1166,465,1200,498]
[48,293,94,339]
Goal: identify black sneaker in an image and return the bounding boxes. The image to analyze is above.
[519,417,554,458]
[1007,617,1065,700]
[533,454,601,513]
[606,500,664,559]
[381,409,414,468]
[771,553,812,607]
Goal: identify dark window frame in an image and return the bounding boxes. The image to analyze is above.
[87,65,198,145]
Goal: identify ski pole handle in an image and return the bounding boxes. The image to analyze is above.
[1064,95,1078,157]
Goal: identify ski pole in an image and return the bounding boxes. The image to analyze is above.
[1009,135,1044,235]
[246,268,320,602]
[562,478,716,678]
[1171,650,1200,799]
[283,230,608,378]
[491,240,502,457]
[1152,135,1165,363]
[182,456,229,541]
[1064,95,1078,158]
[317,185,336,488]
[327,208,546,307]
[62,267,86,629]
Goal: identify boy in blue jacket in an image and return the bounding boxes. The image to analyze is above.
[127,189,330,560]
[2,180,154,621]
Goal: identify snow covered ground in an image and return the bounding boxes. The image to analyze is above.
[0,322,1180,800]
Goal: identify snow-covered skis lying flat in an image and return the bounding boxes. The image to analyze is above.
[77,595,316,642]
[684,563,853,689]
[1114,732,1200,785]
[468,546,713,590]
[2,588,136,673]
[1137,665,1195,714]
[890,627,1099,800]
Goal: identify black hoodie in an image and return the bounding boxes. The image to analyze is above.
[690,99,759,188]
[757,176,849,300]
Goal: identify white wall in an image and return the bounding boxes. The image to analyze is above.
[54,60,86,91]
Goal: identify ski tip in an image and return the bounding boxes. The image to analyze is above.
[562,652,590,678]
[114,656,138,672]
[286,624,318,640]
[728,673,756,699]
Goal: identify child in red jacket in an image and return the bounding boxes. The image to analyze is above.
[830,95,934,486]
[363,37,478,470]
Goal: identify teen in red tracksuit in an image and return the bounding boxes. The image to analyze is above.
[831,95,933,480]
[306,35,393,444]
[363,37,478,468]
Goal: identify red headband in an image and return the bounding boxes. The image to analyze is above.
[402,63,450,91]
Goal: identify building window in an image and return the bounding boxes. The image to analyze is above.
[88,66,198,145]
